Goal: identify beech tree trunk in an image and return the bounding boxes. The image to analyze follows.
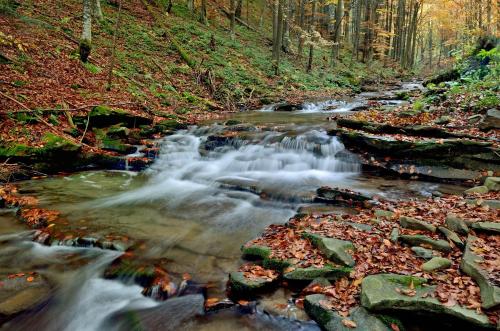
[230,0,236,40]
[80,0,93,62]
[307,0,317,72]
[331,0,344,63]
[94,0,103,20]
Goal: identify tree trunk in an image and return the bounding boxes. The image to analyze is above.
[275,0,284,74]
[230,0,236,40]
[187,0,194,12]
[331,0,344,64]
[80,0,93,62]
[200,0,208,25]
[235,0,243,18]
[307,0,317,72]
[94,0,104,20]
[297,0,306,59]
[106,0,123,90]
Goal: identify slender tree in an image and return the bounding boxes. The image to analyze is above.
[331,0,344,63]
[307,0,317,72]
[79,0,93,62]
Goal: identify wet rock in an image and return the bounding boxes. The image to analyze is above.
[460,236,500,309]
[484,177,500,191]
[273,103,303,112]
[445,214,469,235]
[303,233,355,267]
[361,274,493,329]
[399,235,451,252]
[258,288,309,321]
[284,266,351,282]
[316,187,371,206]
[471,222,500,234]
[422,257,452,272]
[464,186,489,194]
[308,277,332,288]
[228,272,276,299]
[479,108,500,131]
[0,275,50,319]
[423,68,460,86]
[438,226,464,249]
[304,294,391,331]
[103,294,204,331]
[411,247,434,260]
[399,216,437,232]
[203,135,240,151]
[77,105,153,128]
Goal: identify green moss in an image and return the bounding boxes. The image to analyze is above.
[241,245,271,260]
[387,275,427,287]
[262,257,291,272]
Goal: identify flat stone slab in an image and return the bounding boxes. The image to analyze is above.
[303,232,355,267]
[304,294,391,331]
[464,186,490,194]
[422,257,452,272]
[399,235,451,252]
[445,214,469,235]
[399,216,437,232]
[361,274,494,329]
[471,222,500,234]
[228,272,275,298]
[438,226,464,249]
[460,236,500,309]
[284,266,351,282]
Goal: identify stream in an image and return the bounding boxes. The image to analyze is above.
[0,83,467,330]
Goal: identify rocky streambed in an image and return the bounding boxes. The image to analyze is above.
[0,82,498,330]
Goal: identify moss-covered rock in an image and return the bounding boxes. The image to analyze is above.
[437,226,464,249]
[411,246,434,260]
[399,216,436,232]
[471,222,500,234]
[284,265,351,281]
[464,186,490,194]
[303,232,355,267]
[76,106,152,128]
[304,294,391,331]
[361,274,493,329]
[227,272,276,299]
[460,236,500,309]
[399,235,451,252]
[484,177,500,191]
[241,245,271,260]
[445,214,470,235]
[422,257,452,272]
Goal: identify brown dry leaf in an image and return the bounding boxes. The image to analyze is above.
[341,319,357,328]
[205,298,219,307]
[26,276,34,282]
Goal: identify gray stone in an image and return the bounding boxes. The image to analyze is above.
[102,294,204,331]
[304,294,391,331]
[374,209,395,219]
[228,272,275,298]
[438,226,464,249]
[411,246,434,260]
[284,266,351,282]
[484,200,500,209]
[0,276,51,316]
[471,222,500,234]
[434,115,451,125]
[445,214,469,235]
[399,216,437,232]
[303,233,355,267]
[422,257,452,272]
[390,228,399,243]
[479,108,500,131]
[399,235,451,252]
[460,236,500,309]
[361,274,494,329]
[464,186,489,195]
[484,177,500,191]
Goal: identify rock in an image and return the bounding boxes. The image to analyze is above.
[422,257,452,272]
[399,216,437,232]
[228,272,276,299]
[464,186,489,194]
[471,222,500,234]
[361,274,493,329]
[390,228,399,243]
[273,103,303,112]
[0,275,51,317]
[445,214,469,235]
[308,277,332,288]
[438,226,464,249]
[484,177,500,191]
[342,222,373,232]
[304,294,391,331]
[479,108,500,131]
[374,209,394,219]
[303,233,355,267]
[484,200,500,209]
[284,266,351,282]
[316,187,371,205]
[80,105,153,128]
[399,235,451,252]
[460,236,500,309]
[468,114,483,124]
[411,246,434,260]
[241,245,271,260]
[102,294,204,331]
[434,116,451,125]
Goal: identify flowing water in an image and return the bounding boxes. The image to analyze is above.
[0,84,467,330]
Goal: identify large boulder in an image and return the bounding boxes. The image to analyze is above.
[460,236,500,309]
[76,106,153,129]
[479,109,500,131]
[304,294,391,331]
[361,274,494,329]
